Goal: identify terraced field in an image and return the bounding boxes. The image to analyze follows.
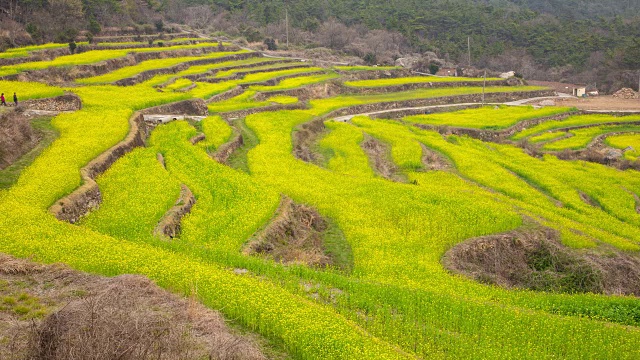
[1,38,639,359]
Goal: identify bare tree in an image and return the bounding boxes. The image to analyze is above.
[317,18,356,50]
[182,5,215,30]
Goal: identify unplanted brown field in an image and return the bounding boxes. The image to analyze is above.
[555,96,640,111]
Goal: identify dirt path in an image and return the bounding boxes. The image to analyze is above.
[550,95,640,111]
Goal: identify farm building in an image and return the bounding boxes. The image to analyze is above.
[436,67,458,76]
[572,87,586,97]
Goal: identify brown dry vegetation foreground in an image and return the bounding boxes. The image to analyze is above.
[555,96,640,111]
[0,254,278,360]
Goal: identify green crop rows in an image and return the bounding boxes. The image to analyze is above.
[0,40,639,359]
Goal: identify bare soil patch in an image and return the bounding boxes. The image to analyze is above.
[420,143,451,171]
[154,184,196,239]
[555,96,640,111]
[292,119,326,165]
[0,254,270,360]
[361,135,405,182]
[0,109,37,170]
[443,224,640,296]
[244,197,351,271]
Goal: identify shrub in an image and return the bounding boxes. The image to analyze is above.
[263,38,277,51]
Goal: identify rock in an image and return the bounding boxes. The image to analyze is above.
[233,268,249,275]
[394,54,421,69]
[612,88,639,99]
[499,71,515,79]
[506,77,523,86]
[604,148,623,162]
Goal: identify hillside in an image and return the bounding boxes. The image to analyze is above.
[1,0,640,91]
[0,34,639,358]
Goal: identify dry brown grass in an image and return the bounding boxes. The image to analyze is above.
[0,254,268,360]
[244,197,332,268]
[360,135,405,182]
[442,224,640,296]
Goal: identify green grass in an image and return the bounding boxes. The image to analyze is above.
[404,105,574,130]
[227,118,259,173]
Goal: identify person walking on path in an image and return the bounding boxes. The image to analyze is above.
[13,93,17,106]
[0,93,6,106]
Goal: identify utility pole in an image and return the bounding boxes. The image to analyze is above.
[286,8,289,49]
[468,36,471,67]
[482,70,487,105]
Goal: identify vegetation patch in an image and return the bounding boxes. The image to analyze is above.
[360,134,405,182]
[0,114,58,189]
[405,105,574,130]
[154,184,196,239]
[443,224,640,296]
[0,254,269,360]
[244,197,352,271]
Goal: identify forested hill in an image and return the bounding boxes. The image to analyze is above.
[1,0,639,90]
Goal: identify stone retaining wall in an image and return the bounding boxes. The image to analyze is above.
[252,82,342,101]
[49,112,148,223]
[114,51,257,86]
[185,59,291,81]
[140,99,209,117]
[337,69,413,81]
[220,102,308,121]
[22,93,83,112]
[153,184,196,239]
[3,46,238,82]
[341,79,518,95]
[213,133,244,164]
[239,70,326,88]
[323,90,557,120]
[206,86,244,103]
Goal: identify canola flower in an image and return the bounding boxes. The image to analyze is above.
[0,42,639,359]
[404,105,574,130]
[606,133,640,160]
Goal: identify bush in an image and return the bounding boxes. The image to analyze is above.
[68,41,77,54]
[155,19,164,32]
[143,24,155,35]
[89,18,101,36]
[429,63,440,75]
[363,52,376,65]
[263,38,277,51]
